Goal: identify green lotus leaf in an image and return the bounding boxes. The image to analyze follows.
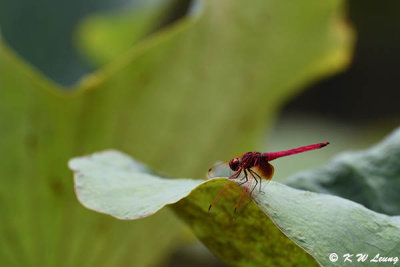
[0,0,353,265]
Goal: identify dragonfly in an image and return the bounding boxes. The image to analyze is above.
[207,142,329,214]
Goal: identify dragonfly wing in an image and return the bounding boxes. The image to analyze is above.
[252,163,274,180]
[207,161,235,178]
[208,153,247,179]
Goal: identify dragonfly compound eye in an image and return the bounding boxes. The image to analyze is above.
[229,158,240,171]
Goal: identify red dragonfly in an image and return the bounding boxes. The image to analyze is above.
[207,142,329,214]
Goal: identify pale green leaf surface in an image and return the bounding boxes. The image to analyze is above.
[70,150,204,219]
[253,184,400,267]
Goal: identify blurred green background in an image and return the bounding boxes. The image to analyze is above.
[0,0,399,266]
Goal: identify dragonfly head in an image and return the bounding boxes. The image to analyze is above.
[229,158,240,171]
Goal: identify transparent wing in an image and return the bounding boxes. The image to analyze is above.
[207,161,235,179]
[208,153,248,179]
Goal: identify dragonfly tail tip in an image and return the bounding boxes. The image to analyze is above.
[321,142,330,147]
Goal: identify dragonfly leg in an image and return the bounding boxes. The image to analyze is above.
[237,169,248,186]
[247,170,258,197]
[229,167,243,180]
[249,169,264,195]
[208,181,234,215]
[234,175,253,214]
[250,169,261,180]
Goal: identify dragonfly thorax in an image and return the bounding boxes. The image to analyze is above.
[237,152,264,170]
